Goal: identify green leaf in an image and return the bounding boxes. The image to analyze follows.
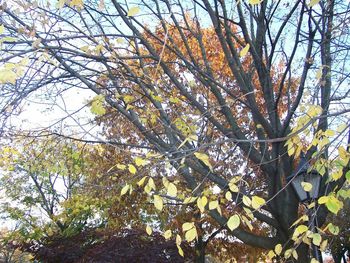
[90,95,106,115]
[312,233,322,246]
[325,196,343,214]
[227,214,240,231]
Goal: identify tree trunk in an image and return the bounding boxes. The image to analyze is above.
[195,237,206,263]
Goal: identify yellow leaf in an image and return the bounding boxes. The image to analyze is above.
[229,183,239,192]
[128,164,137,174]
[0,25,5,34]
[137,176,147,187]
[182,222,194,232]
[325,196,343,215]
[146,225,152,235]
[292,250,298,260]
[163,230,172,240]
[225,191,232,201]
[148,177,156,190]
[127,6,140,17]
[120,184,129,196]
[249,0,263,5]
[251,196,266,209]
[318,196,329,204]
[69,0,84,8]
[185,227,197,242]
[320,240,328,252]
[56,0,66,8]
[274,244,282,255]
[167,183,177,197]
[134,157,148,166]
[301,182,313,192]
[239,44,250,57]
[183,196,197,204]
[154,195,163,211]
[309,0,320,7]
[311,259,320,263]
[312,233,322,246]
[80,46,89,52]
[0,68,17,85]
[162,177,169,188]
[116,164,126,170]
[227,215,240,231]
[293,225,308,239]
[242,195,251,207]
[209,200,219,210]
[194,152,213,171]
[284,249,292,259]
[268,250,276,259]
[177,245,184,257]
[197,196,208,213]
[176,234,182,246]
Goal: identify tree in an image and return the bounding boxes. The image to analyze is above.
[1,0,350,262]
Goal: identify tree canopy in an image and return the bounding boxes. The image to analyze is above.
[0,0,350,262]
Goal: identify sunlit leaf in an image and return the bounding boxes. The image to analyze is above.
[248,0,263,5]
[176,234,182,246]
[134,157,148,166]
[182,222,194,232]
[274,244,282,255]
[163,229,172,240]
[177,245,184,257]
[120,184,129,196]
[197,196,208,213]
[309,0,320,7]
[167,183,177,197]
[194,152,213,171]
[137,176,147,187]
[146,225,152,235]
[239,44,250,57]
[209,200,219,210]
[185,227,197,242]
[312,233,322,246]
[301,182,313,192]
[225,191,232,201]
[128,164,137,174]
[251,196,265,209]
[154,194,163,211]
[227,215,240,231]
[127,6,140,17]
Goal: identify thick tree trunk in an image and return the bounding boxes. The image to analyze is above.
[195,237,206,263]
